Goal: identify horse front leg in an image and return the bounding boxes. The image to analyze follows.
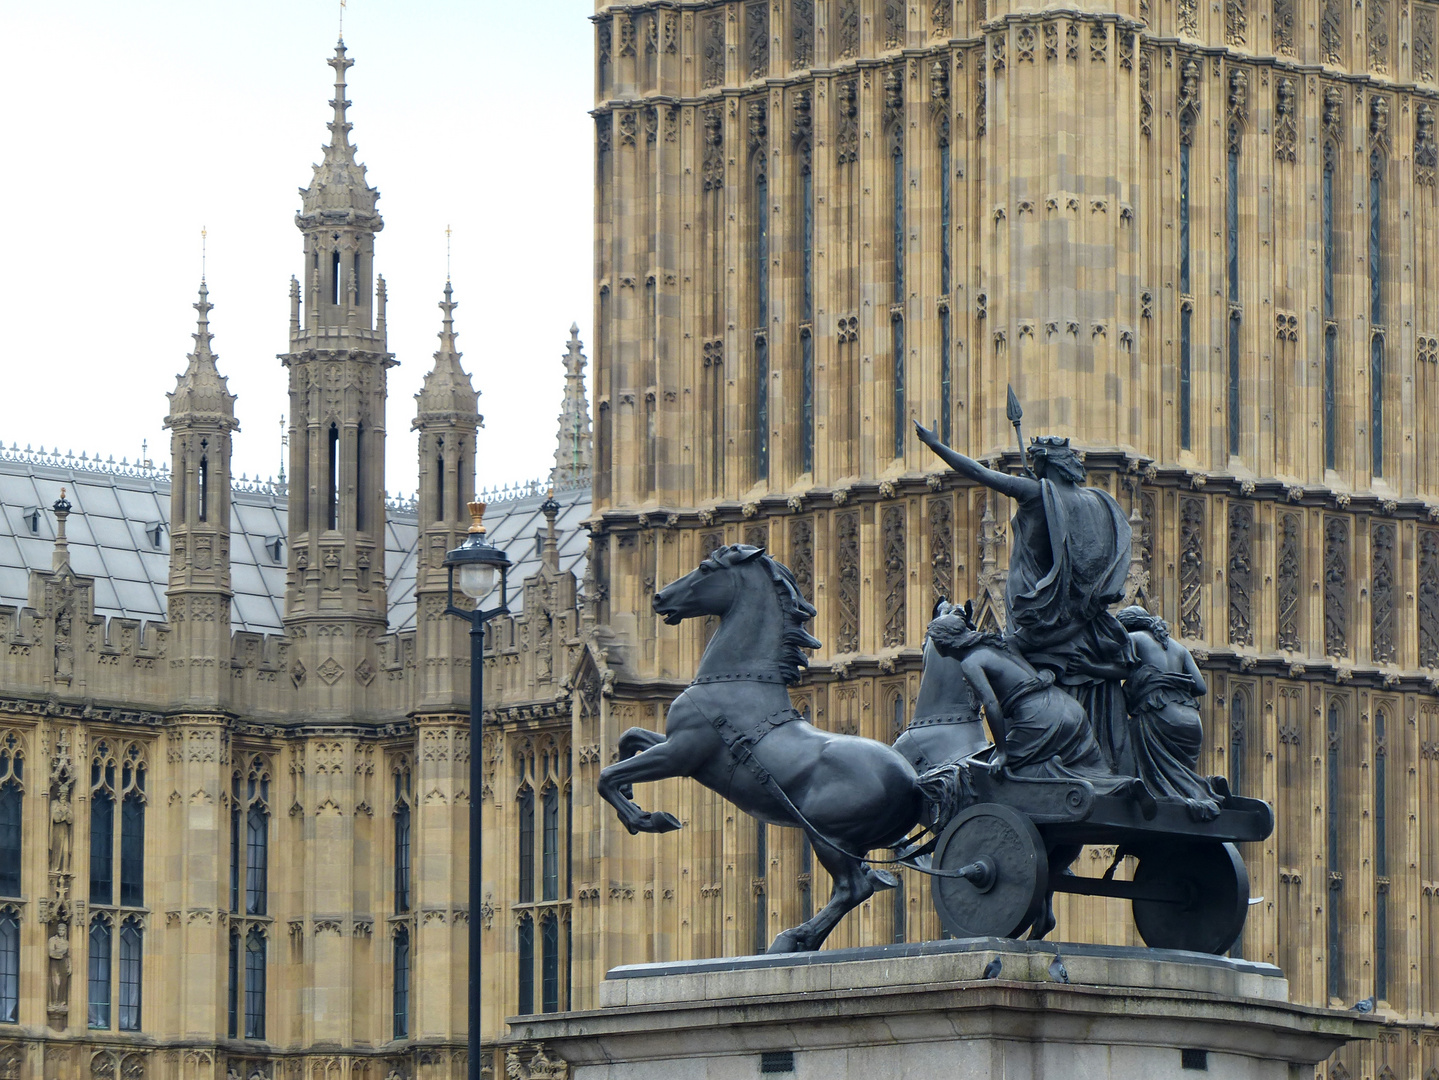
[615,727,666,800]
[767,837,875,954]
[597,735,691,836]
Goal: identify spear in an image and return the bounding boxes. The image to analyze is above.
[1006,384,1036,478]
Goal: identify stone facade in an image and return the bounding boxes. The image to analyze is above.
[482,2,1439,1079]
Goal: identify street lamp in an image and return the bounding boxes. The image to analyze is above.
[444,501,511,1080]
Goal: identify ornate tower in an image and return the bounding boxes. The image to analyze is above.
[551,324,592,489]
[163,281,238,705]
[413,282,480,709]
[281,38,393,708]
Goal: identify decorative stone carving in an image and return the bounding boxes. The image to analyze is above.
[932,0,952,36]
[1321,0,1343,64]
[836,511,860,653]
[1419,529,1439,666]
[49,730,74,881]
[702,11,724,88]
[1372,522,1396,664]
[1416,104,1437,187]
[745,1,768,79]
[975,65,986,137]
[835,0,859,59]
[1045,22,1059,60]
[1178,59,1201,142]
[1227,502,1254,647]
[883,67,904,132]
[1324,516,1349,659]
[47,918,70,1029]
[882,506,906,647]
[836,80,859,164]
[1066,21,1080,59]
[1139,51,1152,138]
[702,107,724,191]
[1367,0,1390,73]
[789,517,814,603]
[1225,0,1247,45]
[992,32,1007,73]
[1371,95,1391,160]
[1227,68,1247,149]
[1178,0,1198,36]
[1089,23,1107,63]
[1273,0,1295,53]
[1274,77,1297,162]
[883,0,904,49]
[1179,497,1204,638]
[1417,4,1437,82]
[929,497,954,604]
[1277,512,1301,651]
[792,0,814,69]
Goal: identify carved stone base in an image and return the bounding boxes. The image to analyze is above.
[511,939,1368,1080]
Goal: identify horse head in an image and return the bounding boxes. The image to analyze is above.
[654,544,821,684]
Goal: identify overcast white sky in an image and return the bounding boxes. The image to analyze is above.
[0,1,594,498]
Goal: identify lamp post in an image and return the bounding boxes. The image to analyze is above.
[444,501,511,1080]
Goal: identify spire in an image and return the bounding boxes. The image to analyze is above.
[551,324,593,490]
[414,283,479,422]
[51,488,72,572]
[298,39,380,223]
[166,282,238,426]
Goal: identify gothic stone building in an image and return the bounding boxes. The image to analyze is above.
[0,37,596,1080]
[530,1,1439,1079]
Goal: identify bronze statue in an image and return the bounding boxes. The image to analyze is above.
[915,421,1135,773]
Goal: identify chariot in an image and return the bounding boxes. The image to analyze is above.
[923,765,1274,955]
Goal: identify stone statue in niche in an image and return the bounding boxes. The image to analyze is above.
[46,918,70,1025]
[914,420,1136,772]
[49,730,74,882]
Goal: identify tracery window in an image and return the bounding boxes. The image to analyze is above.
[0,906,17,1024]
[1323,147,1338,469]
[1325,701,1344,1001]
[0,733,24,899]
[88,741,147,1032]
[1370,150,1386,474]
[514,736,572,1014]
[393,924,410,1039]
[394,758,412,913]
[1373,705,1390,1000]
[228,754,271,1040]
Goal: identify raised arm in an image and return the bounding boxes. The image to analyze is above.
[959,654,1010,773]
[913,421,1040,502]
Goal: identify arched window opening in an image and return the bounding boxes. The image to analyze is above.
[90,745,115,905]
[331,250,341,306]
[197,453,209,523]
[327,423,340,531]
[436,449,446,525]
[244,927,266,1039]
[355,422,365,532]
[226,930,240,1038]
[517,786,535,904]
[541,912,560,1013]
[0,909,17,1023]
[394,763,412,914]
[393,925,411,1039]
[230,772,241,913]
[542,785,560,902]
[1374,706,1389,1001]
[119,746,145,908]
[245,763,270,916]
[118,917,143,1032]
[353,251,362,303]
[1325,702,1344,1001]
[88,916,112,1029]
[0,735,23,899]
[454,450,465,519]
[517,914,535,1015]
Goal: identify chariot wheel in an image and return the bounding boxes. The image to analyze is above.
[1131,841,1249,955]
[931,804,1048,940]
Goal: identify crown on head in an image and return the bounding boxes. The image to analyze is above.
[1029,435,1071,449]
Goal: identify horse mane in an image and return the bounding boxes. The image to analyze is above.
[706,545,822,684]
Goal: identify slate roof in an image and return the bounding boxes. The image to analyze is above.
[0,448,590,636]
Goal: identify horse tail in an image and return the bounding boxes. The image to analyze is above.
[914,762,976,831]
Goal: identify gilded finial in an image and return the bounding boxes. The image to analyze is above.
[467,501,487,535]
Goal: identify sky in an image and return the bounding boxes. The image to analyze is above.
[0,0,594,499]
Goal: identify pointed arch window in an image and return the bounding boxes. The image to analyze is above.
[517,914,535,1015]
[226,929,240,1038]
[1325,700,1344,1001]
[90,743,116,905]
[1370,149,1386,474]
[118,916,142,1032]
[355,422,366,531]
[517,785,535,904]
[394,760,412,914]
[197,449,209,523]
[0,734,23,899]
[436,438,446,525]
[88,915,112,1029]
[327,423,340,531]
[244,926,266,1039]
[331,250,341,306]
[119,745,145,908]
[1373,705,1390,1001]
[245,760,270,916]
[1323,146,1338,470]
[542,785,560,902]
[0,907,17,1024]
[541,911,560,1013]
[393,924,411,1038]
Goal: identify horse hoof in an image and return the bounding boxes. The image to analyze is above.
[637,811,683,834]
[766,930,807,954]
[866,868,899,891]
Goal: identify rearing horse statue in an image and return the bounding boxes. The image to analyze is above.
[597,544,957,953]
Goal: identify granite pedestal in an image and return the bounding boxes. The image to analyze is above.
[507,939,1367,1079]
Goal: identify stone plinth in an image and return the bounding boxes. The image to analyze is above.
[508,939,1368,1079]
